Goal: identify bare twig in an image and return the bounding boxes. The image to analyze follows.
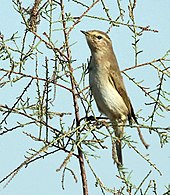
[60,0,88,194]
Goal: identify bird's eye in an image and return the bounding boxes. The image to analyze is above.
[97,35,102,40]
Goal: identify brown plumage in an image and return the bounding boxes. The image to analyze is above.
[81,30,137,165]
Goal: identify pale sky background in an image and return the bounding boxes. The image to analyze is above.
[0,0,170,195]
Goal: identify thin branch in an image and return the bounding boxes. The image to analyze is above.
[0,68,72,92]
[60,0,88,194]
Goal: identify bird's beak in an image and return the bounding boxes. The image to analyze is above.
[81,30,88,36]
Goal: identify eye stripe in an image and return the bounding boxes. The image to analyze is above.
[95,33,110,43]
[86,30,112,45]
[97,35,102,39]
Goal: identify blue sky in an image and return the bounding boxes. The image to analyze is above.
[0,0,170,195]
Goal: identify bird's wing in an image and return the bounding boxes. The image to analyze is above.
[109,70,130,109]
[109,69,138,124]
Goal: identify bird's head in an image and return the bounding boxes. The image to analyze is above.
[81,30,112,54]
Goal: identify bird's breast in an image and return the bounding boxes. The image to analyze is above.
[89,67,128,121]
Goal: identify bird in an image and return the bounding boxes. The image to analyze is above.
[81,30,138,166]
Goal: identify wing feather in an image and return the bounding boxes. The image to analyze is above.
[109,68,138,124]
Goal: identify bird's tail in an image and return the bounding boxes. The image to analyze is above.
[113,125,124,166]
[115,137,123,165]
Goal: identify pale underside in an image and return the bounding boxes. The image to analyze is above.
[89,66,128,124]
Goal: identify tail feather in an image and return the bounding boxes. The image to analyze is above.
[114,125,124,166]
[115,139,123,165]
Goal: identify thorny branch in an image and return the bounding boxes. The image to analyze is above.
[59,0,89,194]
[0,0,170,195]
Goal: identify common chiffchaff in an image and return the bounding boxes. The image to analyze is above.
[81,30,137,166]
